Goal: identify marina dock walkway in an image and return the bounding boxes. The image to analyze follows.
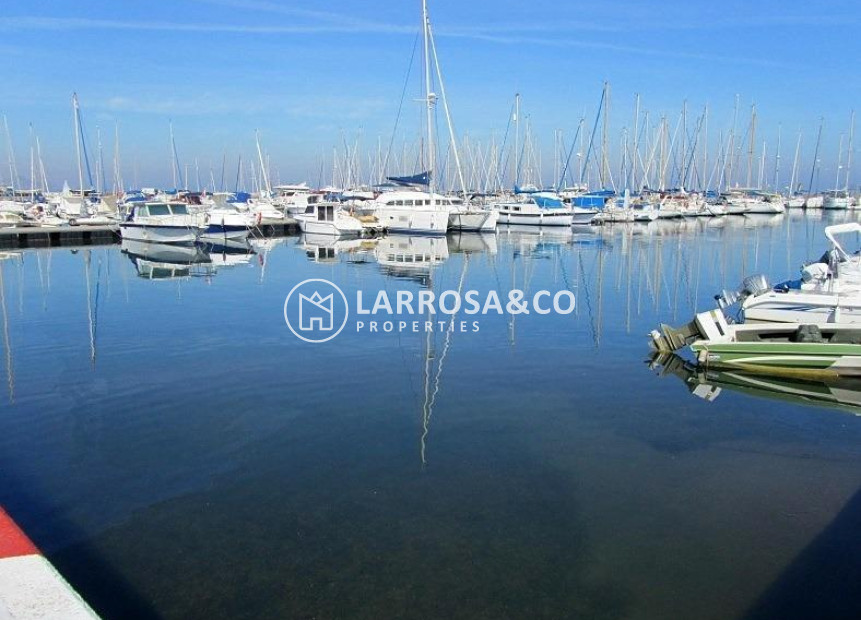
[0,507,99,619]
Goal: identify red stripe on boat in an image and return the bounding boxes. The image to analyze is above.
[0,508,39,558]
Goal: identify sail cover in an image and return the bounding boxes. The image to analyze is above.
[386,171,431,187]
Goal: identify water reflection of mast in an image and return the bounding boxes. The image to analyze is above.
[0,262,14,402]
[83,251,102,366]
[420,254,469,467]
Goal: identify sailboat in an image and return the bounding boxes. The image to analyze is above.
[57,94,115,225]
[375,0,497,234]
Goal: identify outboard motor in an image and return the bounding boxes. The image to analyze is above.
[740,274,770,297]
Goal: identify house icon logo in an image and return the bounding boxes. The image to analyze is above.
[300,291,333,331]
[284,279,349,343]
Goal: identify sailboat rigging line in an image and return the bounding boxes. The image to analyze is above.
[581,87,606,189]
[557,121,584,190]
[381,31,420,182]
[75,103,96,190]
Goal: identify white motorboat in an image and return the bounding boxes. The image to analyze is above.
[374,191,450,235]
[722,223,861,324]
[494,193,573,226]
[295,202,363,236]
[120,202,204,244]
[200,204,255,242]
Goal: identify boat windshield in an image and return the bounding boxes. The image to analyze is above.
[147,204,171,216]
[169,204,189,215]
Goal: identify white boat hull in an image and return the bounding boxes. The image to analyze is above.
[120,223,200,244]
[448,209,498,232]
[297,216,362,236]
[571,208,598,224]
[823,197,850,210]
[377,207,449,235]
[497,211,573,226]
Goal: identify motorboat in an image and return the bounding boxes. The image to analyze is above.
[373,191,450,235]
[726,223,861,324]
[493,193,573,226]
[120,202,205,244]
[651,308,861,379]
[200,204,256,242]
[295,202,363,236]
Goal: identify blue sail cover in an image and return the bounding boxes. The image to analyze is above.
[532,192,564,208]
[386,171,431,187]
[514,183,542,195]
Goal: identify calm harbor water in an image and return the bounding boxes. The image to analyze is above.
[0,212,859,619]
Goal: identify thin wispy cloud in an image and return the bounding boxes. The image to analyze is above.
[0,16,413,35]
[0,15,791,67]
[100,93,391,120]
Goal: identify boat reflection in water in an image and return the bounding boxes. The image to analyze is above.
[200,239,256,269]
[374,234,449,284]
[447,231,498,255]
[121,238,214,280]
[299,233,377,265]
[650,352,861,416]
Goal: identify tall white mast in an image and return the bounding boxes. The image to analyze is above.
[632,93,640,192]
[169,120,178,189]
[95,126,103,195]
[28,124,35,203]
[514,93,520,188]
[3,115,20,193]
[422,0,436,204]
[789,130,802,195]
[846,110,855,191]
[255,130,272,196]
[834,134,844,191]
[772,124,781,191]
[72,93,85,198]
[113,122,123,195]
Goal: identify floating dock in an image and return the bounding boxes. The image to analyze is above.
[0,218,298,249]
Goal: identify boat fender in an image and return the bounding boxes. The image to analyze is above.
[256,212,263,226]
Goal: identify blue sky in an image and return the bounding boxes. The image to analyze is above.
[1,0,859,190]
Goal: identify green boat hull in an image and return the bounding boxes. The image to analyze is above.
[691,341,861,377]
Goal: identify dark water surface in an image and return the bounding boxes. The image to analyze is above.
[0,213,859,619]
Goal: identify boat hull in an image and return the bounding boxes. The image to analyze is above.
[297,217,362,236]
[692,341,861,377]
[120,223,200,244]
[497,211,573,226]
[201,224,250,242]
[448,209,498,232]
[377,207,449,235]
